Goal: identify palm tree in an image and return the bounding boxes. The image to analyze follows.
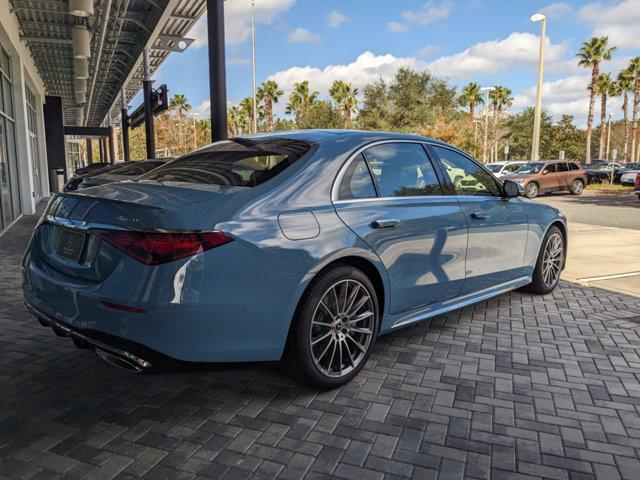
[488,86,513,162]
[458,82,484,120]
[617,69,634,161]
[228,105,242,137]
[576,36,616,163]
[628,57,640,162]
[257,80,283,132]
[169,94,192,151]
[287,81,319,128]
[329,80,359,129]
[240,97,256,133]
[285,93,304,129]
[595,73,613,159]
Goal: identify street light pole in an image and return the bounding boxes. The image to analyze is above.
[480,86,495,163]
[251,0,258,134]
[606,113,612,160]
[530,13,546,162]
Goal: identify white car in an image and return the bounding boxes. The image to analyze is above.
[620,169,640,186]
[486,161,527,178]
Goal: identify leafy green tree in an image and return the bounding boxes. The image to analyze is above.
[458,82,484,120]
[285,93,303,129]
[272,116,295,131]
[169,94,192,150]
[617,69,634,160]
[228,105,243,137]
[548,115,586,160]
[257,80,283,132]
[356,79,389,131]
[300,101,343,130]
[329,80,359,129]
[504,107,553,160]
[576,36,616,163]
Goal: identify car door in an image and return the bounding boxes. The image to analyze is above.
[540,163,560,191]
[555,162,571,190]
[429,145,529,294]
[332,142,468,316]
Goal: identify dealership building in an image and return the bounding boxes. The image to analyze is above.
[0,0,230,235]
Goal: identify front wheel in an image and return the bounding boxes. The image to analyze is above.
[284,264,379,389]
[524,182,539,198]
[520,226,565,295]
[570,179,584,195]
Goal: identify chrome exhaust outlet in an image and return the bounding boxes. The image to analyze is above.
[95,349,144,373]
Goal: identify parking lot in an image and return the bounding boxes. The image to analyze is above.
[2,196,640,480]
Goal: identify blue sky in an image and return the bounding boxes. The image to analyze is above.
[141,0,640,126]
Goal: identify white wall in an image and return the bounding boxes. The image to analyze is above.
[0,0,48,216]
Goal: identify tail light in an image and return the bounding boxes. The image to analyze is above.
[635,173,640,188]
[96,230,233,265]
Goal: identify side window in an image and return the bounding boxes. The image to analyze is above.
[556,162,569,172]
[503,164,519,174]
[337,154,377,200]
[364,143,442,197]
[568,163,580,171]
[544,163,557,173]
[431,146,501,196]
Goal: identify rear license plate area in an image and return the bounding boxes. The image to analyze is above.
[54,228,87,263]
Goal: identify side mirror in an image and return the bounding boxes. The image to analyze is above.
[541,170,548,175]
[502,180,519,199]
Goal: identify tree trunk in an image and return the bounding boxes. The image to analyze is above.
[266,99,273,132]
[632,79,639,163]
[623,92,629,161]
[585,66,599,164]
[599,93,607,159]
[469,101,475,121]
[344,103,351,129]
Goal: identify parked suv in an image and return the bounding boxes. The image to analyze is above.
[502,160,588,198]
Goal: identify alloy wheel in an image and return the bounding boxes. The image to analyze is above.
[526,183,538,198]
[542,232,563,288]
[572,180,584,194]
[309,279,375,378]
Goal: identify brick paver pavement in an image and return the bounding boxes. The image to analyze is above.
[3,213,640,479]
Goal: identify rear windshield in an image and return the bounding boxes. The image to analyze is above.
[140,138,310,187]
[104,161,165,177]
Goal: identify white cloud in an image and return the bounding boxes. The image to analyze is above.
[189,0,296,47]
[415,44,442,58]
[387,21,409,32]
[327,10,347,28]
[194,100,210,118]
[287,27,321,43]
[512,74,624,127]
[538,2,573,19]
[427,32,569,78]
[401,0,452,26]
[267,51,425,99]
[579,0,640,50]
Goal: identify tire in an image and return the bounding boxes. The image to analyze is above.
[524,182,539,198]
[283,264,379,389]
[570,179,584,195]
[520,225,565,295]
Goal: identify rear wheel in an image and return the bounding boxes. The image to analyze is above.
[524,182,539,198]
[570,179,584,195]
[521,226,564,295]
[284,264,379,389]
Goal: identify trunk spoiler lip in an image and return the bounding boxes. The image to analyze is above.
[54,191,163,211]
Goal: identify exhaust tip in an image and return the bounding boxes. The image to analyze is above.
[96,349,143,373]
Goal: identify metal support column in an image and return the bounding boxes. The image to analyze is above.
[121,90,130,163]
[108,127,115,164]
[99,138,104,162]
[86,138,93,164]
[207,0,228,141]
[142,50,156,158]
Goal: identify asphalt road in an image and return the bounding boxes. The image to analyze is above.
[533,191,640,230]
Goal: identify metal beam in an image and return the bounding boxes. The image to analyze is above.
[207,0,227,141]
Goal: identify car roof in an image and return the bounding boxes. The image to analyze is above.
[234,129,453,147]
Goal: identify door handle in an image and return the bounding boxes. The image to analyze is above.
[470,212,488,220]
[371,219,399,229]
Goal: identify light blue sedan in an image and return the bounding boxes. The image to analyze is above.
[23,131,566,388]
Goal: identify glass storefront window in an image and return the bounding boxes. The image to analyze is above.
[0,44,19,230]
